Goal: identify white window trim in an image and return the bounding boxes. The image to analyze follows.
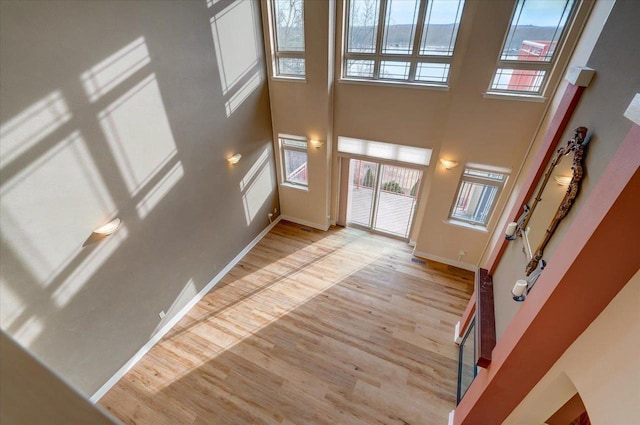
[482,91,546,102]
[448,165,509,228]
[279,134,309,189]
[338,76,451,91]
[487,0,581,97]
[444,218,490,233]
[268,0,306,79]
[341,0,465,87]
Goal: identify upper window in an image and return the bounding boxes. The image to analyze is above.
[343,0,465,85]
[280,136,308,187]
[270,0,306,78]
[449,166,508,227]
[489,0,577,95]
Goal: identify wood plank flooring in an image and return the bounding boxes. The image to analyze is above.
[99,221,474,425]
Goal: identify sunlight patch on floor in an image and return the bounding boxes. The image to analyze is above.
[144,233,391,393]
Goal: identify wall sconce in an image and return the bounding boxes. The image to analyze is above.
[311,140,324,149]
[227,153,242,164]
[505,222,518,240]
[94,218,121,235]
[440,159,459,170]
[554,175,572,186]
[512,260,546,302]
[512,279,528,302]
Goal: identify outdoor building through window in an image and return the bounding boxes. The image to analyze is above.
[270,0,305,77]
[343,0,465,85]
[449,166,508,227]
[489,0,577,95]
[280,136,308,187]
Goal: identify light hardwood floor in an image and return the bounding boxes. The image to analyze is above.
[100,221,474,425]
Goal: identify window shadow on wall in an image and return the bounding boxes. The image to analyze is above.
[0,0,277,395]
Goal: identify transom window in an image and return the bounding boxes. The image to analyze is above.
[489,0,577,95]
[270,0,305,78]
[450,166,508,227]
[280,136,308,187]
[343,0,465,85]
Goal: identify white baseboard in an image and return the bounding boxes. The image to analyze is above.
[448,409,455,425]
[90,216,282,403]
[454,321,462,345]
[412,250,477,272]
[280,215,330,231]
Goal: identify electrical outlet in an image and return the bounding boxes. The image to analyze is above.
[273,208,278,214]
[159,310,166,319]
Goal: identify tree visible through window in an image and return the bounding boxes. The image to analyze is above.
[450,167,507,227]
[271,0,305,77]
[489,0,577,95]
[343,0,465,85]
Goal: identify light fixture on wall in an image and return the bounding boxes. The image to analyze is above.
[511,260,546,302]
[227,153,242,164]
[554,175,572,186]
[440,159,459,170]
[93,218,121,235]
[311,140,324,149]
[505,222,518,240]
[512,279,528,302]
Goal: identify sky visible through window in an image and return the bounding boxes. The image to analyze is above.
[491,0,575,93]
[389,0,458,24]
[345,0,464,83]
[387,0,568,26]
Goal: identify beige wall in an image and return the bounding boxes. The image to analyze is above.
[0,331,118,424]
[333,0,548,266]
[265,0,588,267]
[502,269,640,424]
[491,0,637,339]
[261,0,333,229]
[0,0,277,396]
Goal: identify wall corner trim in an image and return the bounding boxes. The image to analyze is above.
[454,321,463,344]
[280,215,330,231]
[565,66,595,87]
[412,250,477,272]
[89,216,283,403]
[623,93,640,125]
[448,410,455,425]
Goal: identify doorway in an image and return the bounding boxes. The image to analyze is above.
[346,158,423,239]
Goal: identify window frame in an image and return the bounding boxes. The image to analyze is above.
[279,135,309,188]
[269,0,306,79]
[341,0,465,87]
[487,0,580,97]
[448,166,508,228]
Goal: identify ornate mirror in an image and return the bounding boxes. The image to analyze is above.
[507,127,588,299]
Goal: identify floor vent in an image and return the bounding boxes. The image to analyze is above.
[300,227,312,232]
[411,257,426,265]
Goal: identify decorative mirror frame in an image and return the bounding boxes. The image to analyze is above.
[512,127,588,277]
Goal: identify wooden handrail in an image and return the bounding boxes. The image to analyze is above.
[475,268,496,368]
